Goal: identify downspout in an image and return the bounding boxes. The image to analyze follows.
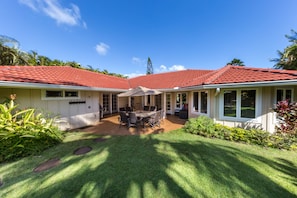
[214,88,221,122]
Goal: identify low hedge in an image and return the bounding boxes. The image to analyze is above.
[0,127,62,162]
[183,116,297,151]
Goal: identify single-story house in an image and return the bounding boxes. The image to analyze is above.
[1,65,297,133]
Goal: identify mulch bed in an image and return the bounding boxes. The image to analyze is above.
[33,158,61,173]
[73,146,93,155]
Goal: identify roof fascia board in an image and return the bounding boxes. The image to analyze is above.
[204,80,297,88]
[158,85,205,92]
[0,81,127,92]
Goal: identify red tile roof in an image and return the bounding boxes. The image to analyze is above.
[128,69,213,89]
[0,66,129,89]
[1,65,297,90]
[203,65,297,85]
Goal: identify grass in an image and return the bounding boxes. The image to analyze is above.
[1,129,297,197]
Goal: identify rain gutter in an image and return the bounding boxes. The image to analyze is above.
[203,79,297,89]
[0,81,127,92]
[158,85,205,92]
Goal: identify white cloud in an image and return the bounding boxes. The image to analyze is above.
[132,57,145,65]
[19,0,86,27]
[95,42,110,56]
[156,64,186,73]
[169,65,186,71]
[126,64,187,78]
[124,72,146,78]
[19,0,38,10]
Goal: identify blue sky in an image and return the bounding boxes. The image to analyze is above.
[1,0,297,77]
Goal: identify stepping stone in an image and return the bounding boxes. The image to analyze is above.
[73,146,92,155]
[33,158,61,173]
[93,137,107,143]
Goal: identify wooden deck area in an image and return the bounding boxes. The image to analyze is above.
[78,114,187,135]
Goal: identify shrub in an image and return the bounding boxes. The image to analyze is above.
[183,115,297,151]
[248,129,270,146]
[267,132,297,150]
[213,124,232,140]
[0,95,63,162]
[274,100,297,134]
[183,116,216,137]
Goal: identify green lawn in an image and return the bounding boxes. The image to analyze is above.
[1,130,297,198]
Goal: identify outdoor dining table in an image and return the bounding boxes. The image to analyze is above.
[133,111,156,128]
[134,110,156,119]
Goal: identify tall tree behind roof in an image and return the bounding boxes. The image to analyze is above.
[272,30,297,70]
[146,57,154,75]
[0,35,127,78]
[227,58,245,66]
[0,35,28,65]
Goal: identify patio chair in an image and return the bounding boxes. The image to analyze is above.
[126,106,133,112]
[160,109,165,123]
[179,103,188,119]
[128,112,142,129]
[150,106,157,111]
[143,105,150,111]
[119,107,126,111]
[118,111,129,128]
[147,110,161,128]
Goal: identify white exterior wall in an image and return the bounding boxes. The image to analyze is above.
[0,88,100,131]
[210,86,297,133]
[187,89,213,119]
[186,87,280,133]
[211,87,268,132]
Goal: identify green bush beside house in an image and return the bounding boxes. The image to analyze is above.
[183,116,297,151]
[0,95,64,162]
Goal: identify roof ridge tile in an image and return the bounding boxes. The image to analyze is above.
[203,65,232,84]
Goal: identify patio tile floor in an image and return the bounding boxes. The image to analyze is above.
[78,114,187,135]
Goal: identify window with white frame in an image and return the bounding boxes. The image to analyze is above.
[222,89,257,119]
[43,90,79,100]
[46,90,63,98]
[176,93,187,109]
[65,91,78,97]
[276,88,293,103]
[166,94,171,111]
[193,91,208,114]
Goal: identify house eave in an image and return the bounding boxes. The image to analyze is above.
[203,80,297,89]
[0,81,127,92]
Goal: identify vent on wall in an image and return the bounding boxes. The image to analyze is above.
[69,101,86,104]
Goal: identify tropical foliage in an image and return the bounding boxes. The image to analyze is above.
[0,35,127,78]
[183,116,297,150]
[227,58,245,66]
[274,100,297,134]
[0,95,63,162]
[272,30,297,70]
[0,35,28,65]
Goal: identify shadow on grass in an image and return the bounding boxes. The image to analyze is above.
[1,133,297,197]
[162,139,297,197]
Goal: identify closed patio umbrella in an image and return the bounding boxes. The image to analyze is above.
[118,86,162,97]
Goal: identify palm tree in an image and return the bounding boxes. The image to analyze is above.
[37,55,51,66]
[66,61,81,68]
[51,59,66,66]
[0,44,17,65]
[0,35,28,65]
[27,50,39,65]
[273,30,297,70]
[227,58,245,66]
